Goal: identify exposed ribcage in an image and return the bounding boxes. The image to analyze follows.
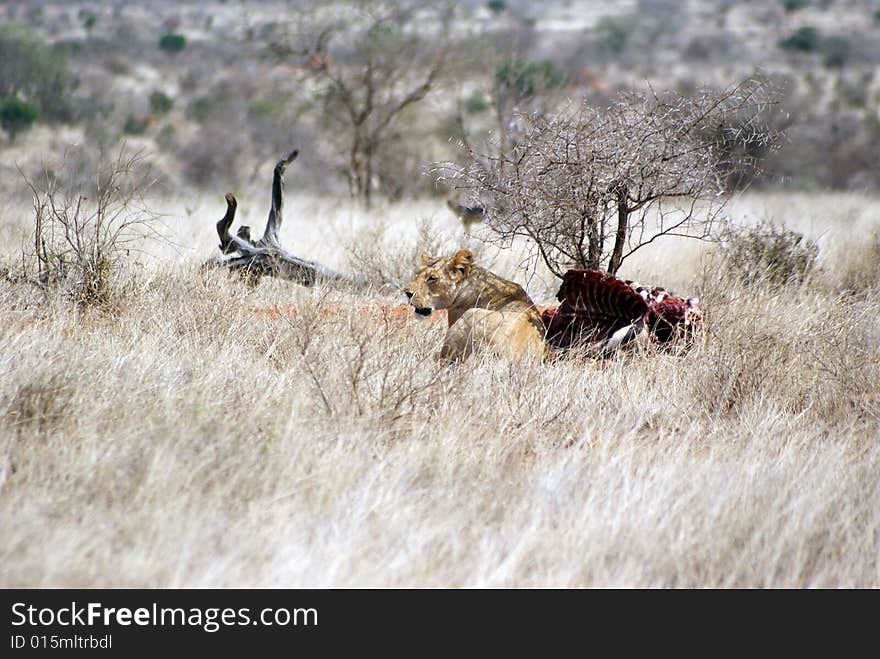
[545,270,648,349]
[543,270,701,351]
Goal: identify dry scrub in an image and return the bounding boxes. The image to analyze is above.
[0,194,878,587]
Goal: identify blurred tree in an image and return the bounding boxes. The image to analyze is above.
[464,91,489,115]
[779,26,820,52]
[272,1,451,208]
[0,24,68,122]
[149,90,174,116]
[488,56,565,158]
[158,33,187,55]
[82,12,98,31]
[0,96,39,141]
[495,59,563,102]
[595,15,639,54]
[821,36,849,68]
[452,14,563,168]
[123,114,148,135]
[781,0,810,12]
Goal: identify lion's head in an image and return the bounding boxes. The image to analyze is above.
[404,249,474,317]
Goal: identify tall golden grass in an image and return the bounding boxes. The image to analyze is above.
[0,191,878,587]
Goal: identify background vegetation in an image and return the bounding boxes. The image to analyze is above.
[2,0,880,196]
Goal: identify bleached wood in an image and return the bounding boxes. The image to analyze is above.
[210,150,366,287]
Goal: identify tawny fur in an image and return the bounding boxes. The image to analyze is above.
[405,249,546,360]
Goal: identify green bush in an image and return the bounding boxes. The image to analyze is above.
[0,24,68,121]
[595,15,639,54]
[123,114,148,135]
[0,95,38,141]
[486,0,507,12]
[721,221,819,287]
[158,33,186,55]
[247,97,281,118]
[779,26,820,52]
[463,91,489,114]
[188,92,223,121]
[495,59,563,101]
[149,90,173,116]
[781,0,809,12]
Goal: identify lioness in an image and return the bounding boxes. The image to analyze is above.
[404,249,546,360]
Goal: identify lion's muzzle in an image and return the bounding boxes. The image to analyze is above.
[404,288,434,317]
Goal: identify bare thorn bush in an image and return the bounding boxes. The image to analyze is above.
[275,291,452,430]
[447,77,779,277]
[21,147,162,309]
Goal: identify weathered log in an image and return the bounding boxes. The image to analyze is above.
[211,149,366,287]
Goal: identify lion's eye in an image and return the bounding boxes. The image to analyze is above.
[427,275,438,283]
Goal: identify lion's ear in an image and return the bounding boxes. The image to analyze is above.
[451,249,474,276]
[420,254,433,266]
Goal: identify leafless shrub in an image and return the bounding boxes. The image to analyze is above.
[271,292,450,431]
[21,147,162,308]
[690,241,878,425]
[271,0,452,208]
[447,77,780,277]
[720,220,818,287]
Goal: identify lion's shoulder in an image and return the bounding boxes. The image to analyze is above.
[457,266,535,309]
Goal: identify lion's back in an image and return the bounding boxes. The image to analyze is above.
[444,302,546,360]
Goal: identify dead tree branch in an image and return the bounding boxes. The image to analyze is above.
[210,149,366,287]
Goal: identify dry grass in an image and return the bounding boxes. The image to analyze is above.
[0,191,879,587]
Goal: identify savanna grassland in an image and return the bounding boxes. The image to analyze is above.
[1,0,880,588]
[1,189,878,587]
